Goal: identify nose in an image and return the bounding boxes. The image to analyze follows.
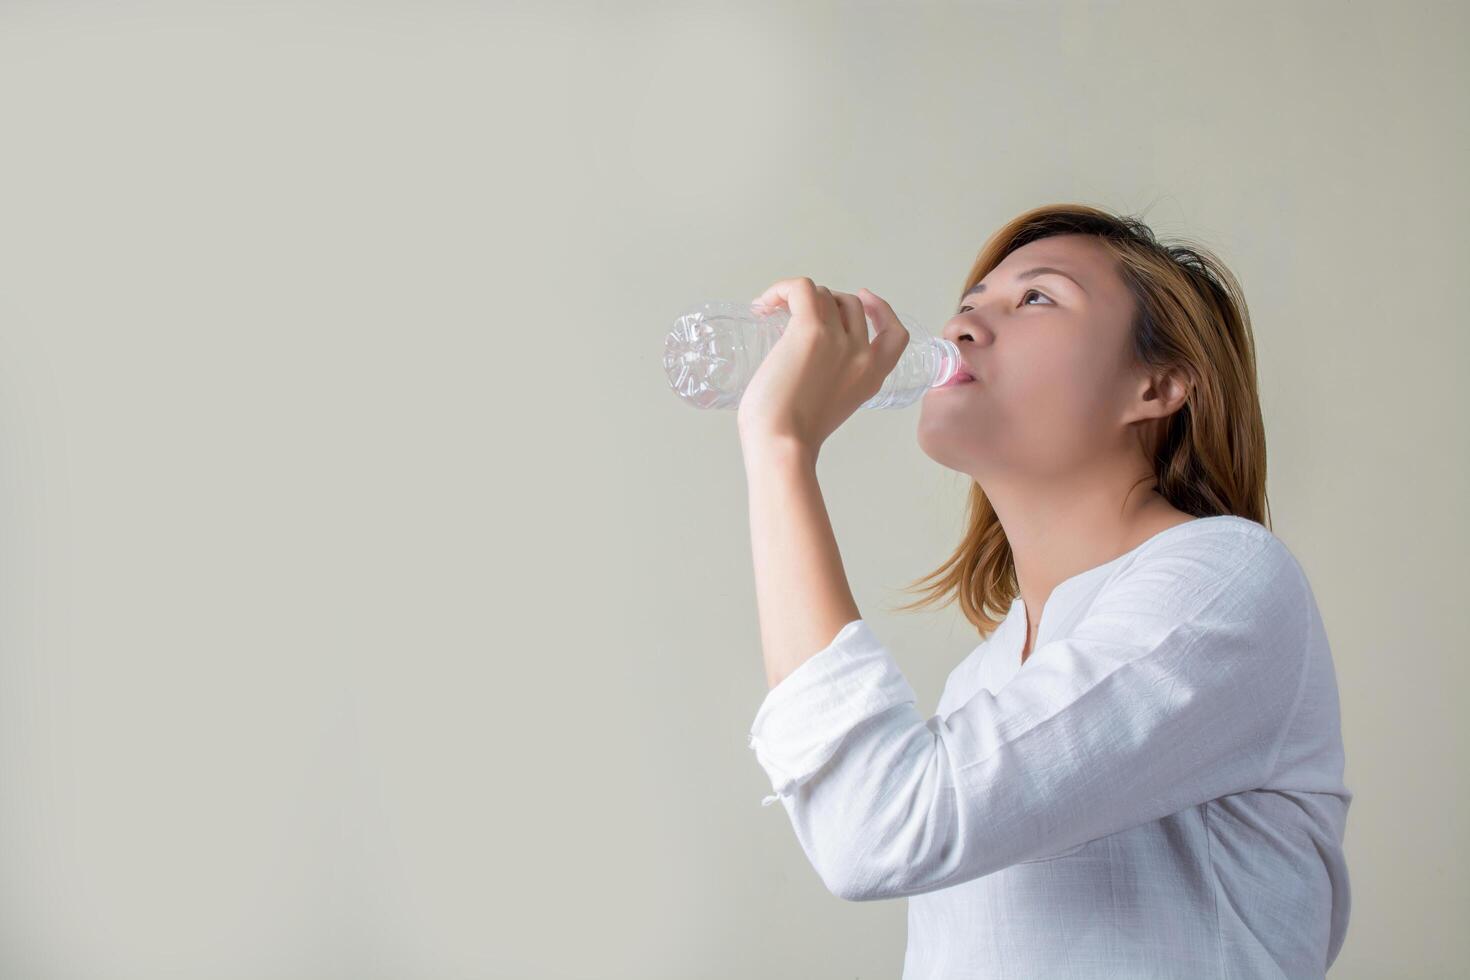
[942,306,993,347]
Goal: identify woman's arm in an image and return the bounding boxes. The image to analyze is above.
[746,529,1315,901]
[742,435,862,692]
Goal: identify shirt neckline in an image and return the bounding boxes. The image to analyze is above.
[1007,514,1250,667]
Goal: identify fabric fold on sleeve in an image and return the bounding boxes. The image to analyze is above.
[747,618,919,806]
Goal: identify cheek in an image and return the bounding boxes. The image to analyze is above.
[999,343,1100,424]
[992,343,1121,454]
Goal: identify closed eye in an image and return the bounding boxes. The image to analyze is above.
[957,288,1053,314]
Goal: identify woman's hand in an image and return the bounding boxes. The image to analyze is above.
[735,278,910,457]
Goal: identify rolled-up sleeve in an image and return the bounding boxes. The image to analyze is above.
[747,619,921,807]
[746,533,1313,902]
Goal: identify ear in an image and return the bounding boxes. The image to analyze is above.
[1127,365,1193,424]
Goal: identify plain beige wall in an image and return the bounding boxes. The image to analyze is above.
[0,1,1463,977]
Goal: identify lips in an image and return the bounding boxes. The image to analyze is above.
[936,369,975,388]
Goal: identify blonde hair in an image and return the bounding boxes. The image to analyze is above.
[890,203,1272,636]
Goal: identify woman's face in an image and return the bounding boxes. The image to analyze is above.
[918,234,1144,481]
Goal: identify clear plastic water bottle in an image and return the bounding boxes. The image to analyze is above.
[663,299,963,410]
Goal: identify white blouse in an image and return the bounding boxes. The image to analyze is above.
[747,515,1351,978]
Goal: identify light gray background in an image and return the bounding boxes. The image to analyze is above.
[0,1,1463,977]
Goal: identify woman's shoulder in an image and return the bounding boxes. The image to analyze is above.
[1100,514,1314,630]
[1132,513,1303,576]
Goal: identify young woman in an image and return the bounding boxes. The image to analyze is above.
[739,204,1351,978]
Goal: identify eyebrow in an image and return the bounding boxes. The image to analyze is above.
[961,266,1089,300]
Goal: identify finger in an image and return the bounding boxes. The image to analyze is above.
[752,277,838,330]
[814,284,842,331]
[858,287,911,366]
[830,290,869,344]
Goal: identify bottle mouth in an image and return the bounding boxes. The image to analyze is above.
[930,338,965,387]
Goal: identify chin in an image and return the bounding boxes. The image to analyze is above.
[916,422,993,476]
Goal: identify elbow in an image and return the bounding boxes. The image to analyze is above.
[822,855,929,902]
[805,831,892,903]
[822,843,971,902]
[787,716,957,902]
[811,744,956,902]
[813,840,909,903]
[821,865,887,903]
[831,879,892,903]
[815,805,974,902]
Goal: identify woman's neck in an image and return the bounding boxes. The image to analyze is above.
[989,478,1193,661]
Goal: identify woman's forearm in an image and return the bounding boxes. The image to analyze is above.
[742,437,863,691]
